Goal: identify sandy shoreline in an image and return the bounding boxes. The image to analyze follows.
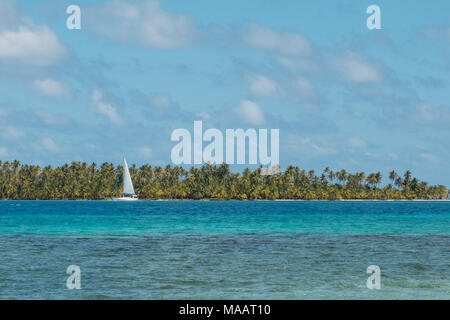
[2,199,449,202]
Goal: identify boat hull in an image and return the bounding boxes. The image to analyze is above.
[111,197,139,201]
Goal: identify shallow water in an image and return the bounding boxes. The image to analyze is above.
[0,201,448,299]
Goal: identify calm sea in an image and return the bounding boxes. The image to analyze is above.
[0,201,448,299]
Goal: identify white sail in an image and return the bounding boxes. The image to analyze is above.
[123,157,135,195]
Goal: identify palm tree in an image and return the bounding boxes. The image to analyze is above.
[0,159,446,200]
[367,173,377,189]
[389,170,397,183]
[336,169,347,186]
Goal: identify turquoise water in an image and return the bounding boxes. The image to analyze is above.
[0,201,448,299]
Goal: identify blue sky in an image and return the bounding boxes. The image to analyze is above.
[0,0,449,184]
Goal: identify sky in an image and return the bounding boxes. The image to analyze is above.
[0,0,449,185]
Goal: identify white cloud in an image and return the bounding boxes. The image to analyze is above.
[420,26,450,44]
[0,1,25,30]
[36,110,68,126]
[333,52,382,83]
[91,89,123,125]
[33,78,69,97]
[233,100,266,126]
[306,142,336,156]
[385,103,450,131]
[301,138,336,156]
[149,93,173,108]
[347,137,367,148]
[247,74,280,97]
[294,77,316,99]
[0,27,66,66]
[388,152,399,160]
[197,112,211,122]
[285,134,336,157]
[277,56,321,73]
[0,147,8,157]
[246,24,310,56]
[0,1,66,67]
[87,0,196,49]
[419,153,440,163]
[246,72,317,103]
[414,103,450,125]
[2,126,25,139]
[139,147,153,158]
[41,137,59,153]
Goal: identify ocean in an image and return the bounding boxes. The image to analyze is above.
[0,201,448,299]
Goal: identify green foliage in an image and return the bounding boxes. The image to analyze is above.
[0,161,447,200]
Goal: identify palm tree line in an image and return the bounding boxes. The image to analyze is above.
[0,160,447,200]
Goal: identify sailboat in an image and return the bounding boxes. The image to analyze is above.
[112,157,139,201]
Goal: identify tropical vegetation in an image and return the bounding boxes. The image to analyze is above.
[0,160,447,200]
